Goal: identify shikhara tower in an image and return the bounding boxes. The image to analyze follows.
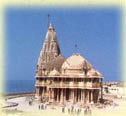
[36,23,61,76]
[35,18,103,104]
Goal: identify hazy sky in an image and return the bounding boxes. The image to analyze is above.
[5,7,121,81]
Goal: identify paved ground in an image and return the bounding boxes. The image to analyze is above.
[1,95,126,116]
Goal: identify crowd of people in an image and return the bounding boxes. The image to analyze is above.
[38,104,47,110]
[27,96,92,115]
[62,105,92,115]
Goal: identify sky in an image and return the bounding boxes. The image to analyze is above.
[5,6,122,82]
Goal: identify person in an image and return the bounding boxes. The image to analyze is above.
[84,108,88,115]
[77,108,80,115]
[41,104,44,110]
[71,105,74,113]
[88,108,92,116]
[45,104,47,109]
[38,105,40,110]
[62,107,65,113]
[80,108,81,113]
[68,108,70,114]
[74,108,76,114]
[29,101,31,105]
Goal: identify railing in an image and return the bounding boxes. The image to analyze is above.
[48,82,100,88]
[35,81,47,86]
[92,83,100,88]
[35,80,100,88]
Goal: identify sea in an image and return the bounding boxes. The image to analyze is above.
[4,80,36,94]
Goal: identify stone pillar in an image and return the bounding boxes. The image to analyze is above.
[77,89,79,102]
[81,89,82,102]
[74,89,77,103]
[79,89,81,102]
[89,90,91,103]
[71,89,74,103]
[60,88,63,103]
[101,78,103,103]
[70,89,72,102]
[72,89,75,103]
[52,88,55,102]
[43,87,45,97]
[58,88,60,102]
[64,88,66,102]
[81,89,83,102]
[50,88,52,101]
[69,89,71,101]
[57,88,59,102]
[56,89,57,102]
[88,90,90,103]
[85,89,88,103]
[83,89,85,102]
[36,87,40,96]
[96,89,99,103]
[49,88,50,101]
[91,90,93,103]
[76,89,78,102]
[84,89,86,103]
[77,89,78,102]
[74,89,75,103]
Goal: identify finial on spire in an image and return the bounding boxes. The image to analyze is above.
[75,44,78,53]
[48,14,50,28]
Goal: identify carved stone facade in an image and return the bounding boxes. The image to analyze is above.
[36,24,61,76]
[35,23,103,104]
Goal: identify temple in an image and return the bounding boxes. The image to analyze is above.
[35,21,103,104]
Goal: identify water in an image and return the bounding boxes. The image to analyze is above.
[4,80,36,94]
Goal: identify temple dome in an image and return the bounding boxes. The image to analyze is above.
[62,54,93,70]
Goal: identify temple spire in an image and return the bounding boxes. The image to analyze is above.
[37,18,61,75]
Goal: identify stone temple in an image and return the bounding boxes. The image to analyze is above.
[35,22,103,104]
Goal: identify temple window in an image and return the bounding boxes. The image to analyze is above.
[77,78,81,82]
[93,78,96,82]
[85,78,89,82]
[89,79,91,82]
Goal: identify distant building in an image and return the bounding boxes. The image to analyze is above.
[35,22,103,104]
[103,82,126,98]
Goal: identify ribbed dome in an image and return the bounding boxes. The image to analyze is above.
[62,54,93,70]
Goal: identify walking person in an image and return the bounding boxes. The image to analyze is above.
[71,105,74,113]
[77,108,80,115]
[88,108,92,116]
[84,108,88,115]
[38,105,40,110]
[41,104,44,110]
[68,108,70,114]
[45,104,47,109]
[62,107,65,113]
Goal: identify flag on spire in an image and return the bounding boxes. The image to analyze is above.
[48,14,50,28]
